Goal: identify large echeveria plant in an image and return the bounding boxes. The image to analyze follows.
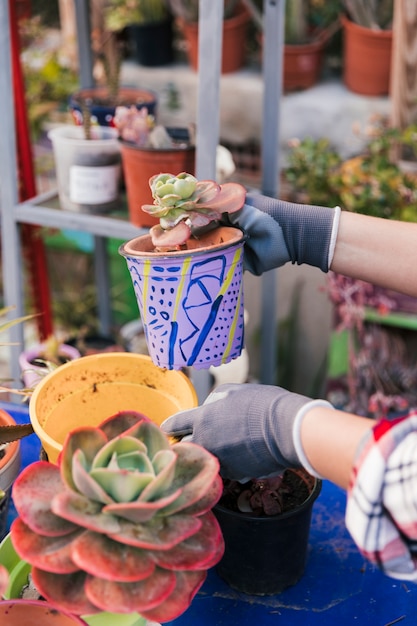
[143,172,246,251]
[10,411,224,622]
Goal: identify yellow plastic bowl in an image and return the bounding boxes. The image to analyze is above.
[29,352,198,463]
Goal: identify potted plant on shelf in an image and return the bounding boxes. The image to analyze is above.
[213,469,321,595]
[167,0,251,73]
[69,1,158,128]
[18,334,81,391]
[47,123,123,214]
[8,410,224,624]
[113,105,196,227]
[247,0,342,91]
[119,171,247,371]
[341,0,394,95]
[105,0,175,67]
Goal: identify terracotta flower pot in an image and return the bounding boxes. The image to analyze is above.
[120,226,246,370]
[120,136,196,227]
[179,3,250,73]
[283,39,326,92]
[342,14,393,96]
[0,599,89,626]
[0,411,21,542]
[28,352,197,463]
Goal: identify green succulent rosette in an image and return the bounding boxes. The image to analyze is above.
[10,412,224,622]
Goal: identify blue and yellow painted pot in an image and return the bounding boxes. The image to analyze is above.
[120,227,246,370]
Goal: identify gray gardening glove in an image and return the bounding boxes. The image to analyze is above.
[225,191,340,275]
[161,383,333,481]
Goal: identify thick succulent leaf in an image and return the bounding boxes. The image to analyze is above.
[99,411,149,440]
[90,467,154,503]
[158,207,194,228]
[109,514,202,550]
[139,449,177,502]
[31,567,100,615]
[103,488,182,524]
[51,491,121,534]
[91,436,148,470]
[0,564,8,598]
[10,517,81,573]
[150,222,192,248]
[71,449,114,504]
[85,567,176,614]
[196,181,246,213]
[127,419,171,461]
[158,442,221,516]
[61,427,108,491]
[150,511,224,571]
[12,462,77,537]
[71,530,155,582]
[140,203,171,217]
[140,570,207,623]
[177,473,223,517]
[192,180,220,203]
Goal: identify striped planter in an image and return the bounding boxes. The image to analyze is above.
[120,227,245,370]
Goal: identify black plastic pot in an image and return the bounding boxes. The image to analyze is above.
[127,19,174,67]
[213,470,322,595]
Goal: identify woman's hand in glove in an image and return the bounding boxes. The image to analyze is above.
[225,192,341,275]
[161,383,332,481]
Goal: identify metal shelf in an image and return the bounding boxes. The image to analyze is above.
[14,190,145,240]
[0,0,285,393]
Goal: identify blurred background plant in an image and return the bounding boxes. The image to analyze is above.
[343,0,393,30]
[105,0,172,30]
[284,114,417,223]
[19,16,78,140]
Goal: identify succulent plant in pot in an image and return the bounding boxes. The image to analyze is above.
[10,410,224,622]
[113,105,196,228]
[212,468,321,595]
[119,171,247,370]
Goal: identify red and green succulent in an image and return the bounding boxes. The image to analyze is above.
[142,172,246,250]
[10,411,224,622]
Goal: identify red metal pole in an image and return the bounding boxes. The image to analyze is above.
[9,0,53,340]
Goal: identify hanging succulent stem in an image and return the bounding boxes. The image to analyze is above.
[80,99,92,140]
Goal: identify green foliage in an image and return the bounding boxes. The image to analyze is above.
[105,0,171,31]
[19,18,78,140]
[285,137,342,207]
[166,0,240,22]
[285,0,342,44]
[284,117,417,223]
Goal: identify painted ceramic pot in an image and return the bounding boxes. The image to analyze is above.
[119,227,246,370]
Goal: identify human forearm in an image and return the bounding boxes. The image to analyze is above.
[300,405,373,489]
[331,212,417,298]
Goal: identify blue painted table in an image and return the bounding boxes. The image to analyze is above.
[3,401,417,625]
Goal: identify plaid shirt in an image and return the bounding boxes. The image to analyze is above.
[346,411,417,581]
